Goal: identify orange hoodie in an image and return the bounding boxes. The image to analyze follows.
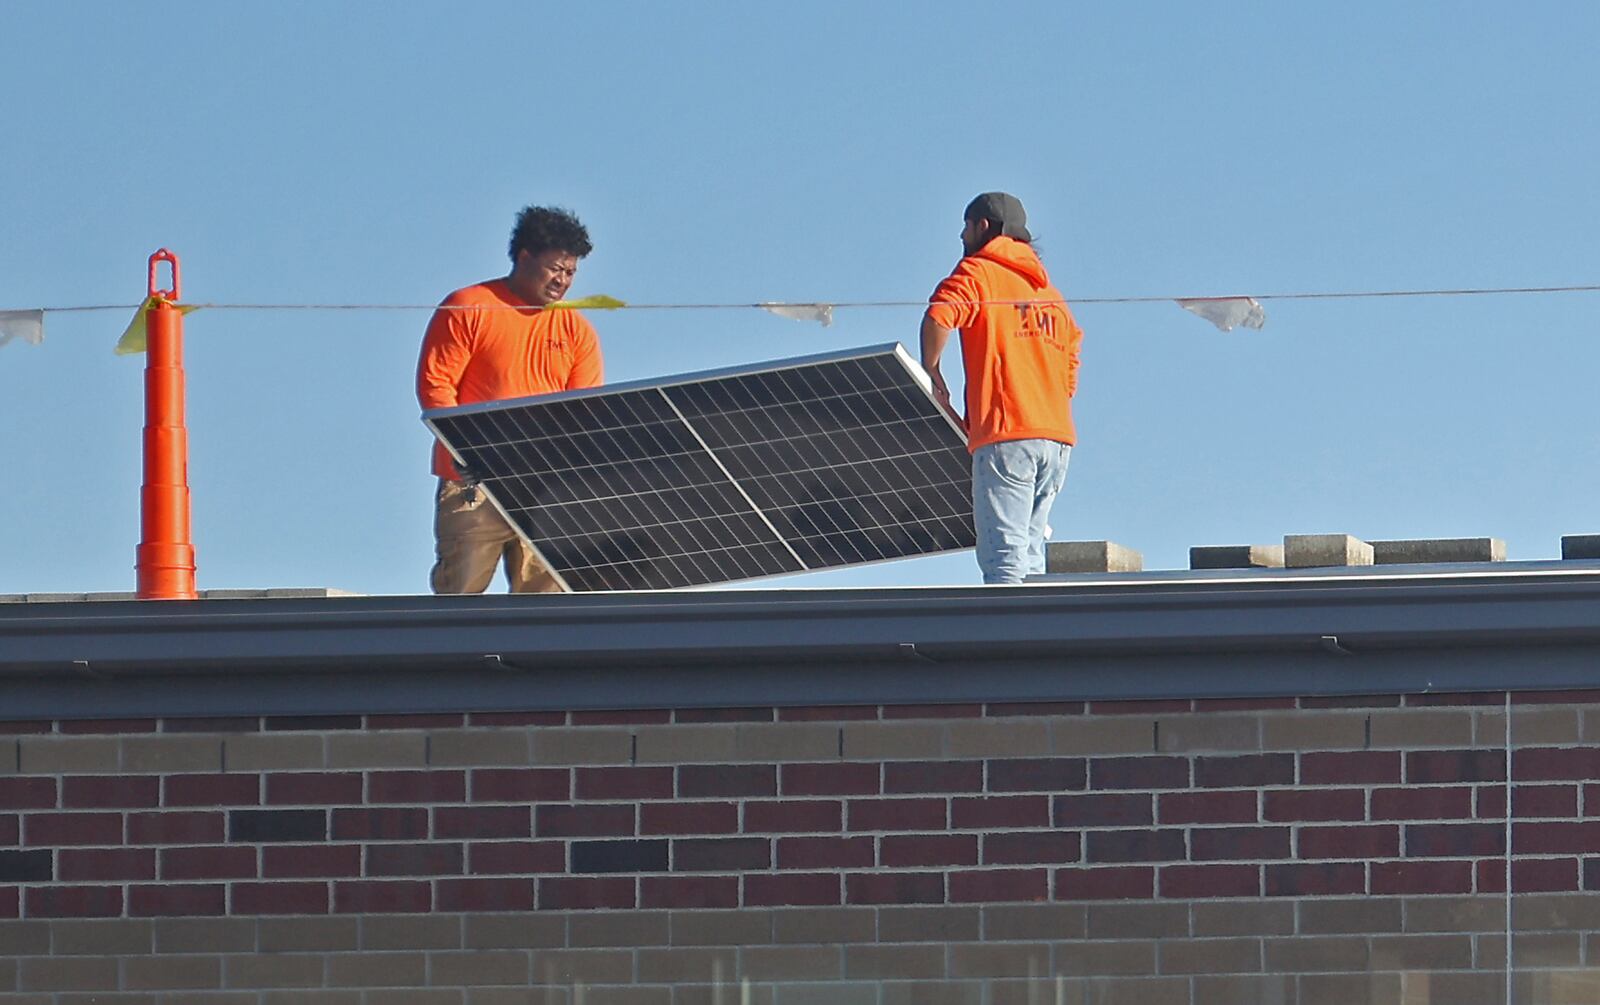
[926,236,1082,452]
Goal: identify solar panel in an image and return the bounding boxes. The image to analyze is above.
[423,343,975,591]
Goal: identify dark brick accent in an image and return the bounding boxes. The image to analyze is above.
[884,760,983,794]
[1407,749,1507,784]
[1264,789,1364,822]
[1054,866,1153,900]
[1091,756,1190,791]
[334,880,432,913]
[332,808,428,841]
[743,800,841,833]
[673,837,770,872]
[129,883,227,916]
[367,842,465,876]
[847,798,946,832]
[1371,786,1471,821]
[880,834,979,867]
[263,772,360,806]
[1158,790,1257,825]
[781,763,879,796]
[1194,754,1293,788]
[1161,864,1260,898]
[161,846,259,881]
[62,775,159,808]
[166,774,262,807]
[1584,858,1600,891]
[988,758,1087,793]
[1265,862,1365,897]
[467,840,565,875]
[228,809,327,843]
[745,872,842,906]
[1371,860,1472,895]
[127,811,223,845]
[1405,823,1505,857]
[1298,825,1399,859]
[161,717,261,733]
[778,836,875,869]
[572,839,669,874]
[1190,826,1290,861]
[368,770,466,804]
[641,875,739,908]
[538,876,635,910]
[261,844,360,879]
[952,796,1049,830]
[641,801,738,836]
[232,881,329,914]
[680,764,776,798]
[437,806,534,839]
[1301,751,1401,786]
[26,885,123,917]
[845,871,944,904]
[0,849,51,882]
[470,768,570,803]
[950,868,1048,903]
[1083,829,1186,864]
[535,804,631,838]
[437,877,537,911]
[576,767,674,800]
[1053,793,1153,827]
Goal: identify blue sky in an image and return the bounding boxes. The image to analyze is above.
[3,2,1597,595]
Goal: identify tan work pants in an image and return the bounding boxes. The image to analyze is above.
[429,479,564,594]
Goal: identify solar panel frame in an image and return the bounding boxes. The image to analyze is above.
[423,342,974,591]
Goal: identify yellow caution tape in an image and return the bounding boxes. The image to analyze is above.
[115,295,201,355]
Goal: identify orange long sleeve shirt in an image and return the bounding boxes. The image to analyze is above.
[416,278,604,479]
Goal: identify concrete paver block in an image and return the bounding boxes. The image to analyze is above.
[1561,534,1600,560]
[1189,545,1285,570]
[1371,538,1505,564]
[1046,541,1143,574]
[1283,534,1374,568]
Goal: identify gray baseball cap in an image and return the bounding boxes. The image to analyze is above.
[964,192,1032,241]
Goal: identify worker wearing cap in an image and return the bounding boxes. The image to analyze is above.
[921,193,1083,584]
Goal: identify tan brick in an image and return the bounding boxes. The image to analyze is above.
[124,954,222,990]
[842,943,945,979]
[259,916,359,952]
[1263,935,1369,973]
[1478,931,1583,969]
[1370,710,1473,748]
[570,910,669,947]
[1478,708,1582,746]
[533,727,635,766]
[983,903,1087,941]
[670,983,776,1005]
[224,734,325,771]
[945,719,1052,758]
[358,992,464,1005]
[428,729,532,767]
[671,909,774,946]
[362,914,462,950]
[18,736,119,773]
[529,948,634,983]
[152,993,258,1005]
[878,906,979,943]
[1054,940,1156,977]
[224,953,328,988]
[1511,893,1600,931]
[0,921,51,954]
[260,993,361,1005]
[771,907,875,945]
[839,722,944,760]
[56,996,161,1005]
[1260,713,1367,751]
[767,983,878,1005]
[739,945,843,980]
[1051,717,1156,756]
[0,738,20,774]
[49,919,154,955]
[987,979,1077,1005]
[1192,901,1293,937]
[1048,977,1187,1005]
[1402,971,1505,1005]
[427,950,532,986]
[632,725,739,765]
[1402,895,1501,933]
[1302,898,1403,934]
[1299,973,1402,1005]
[156,918,257,954]
[122,735,225,773]
[466,989,568,1005]
[1193,974,1295,1005]
[1154,715,1261,753]
[327,951,427,986]
[735,723,839,762]
[1157,936,1261,975]
[636,947,737,983]
[462,913,567,950]
[1513,969,1600,1005]
[878,981,985,1005]
[1084,903,1187,939]
[1369,933,1474,971]
[948,942,1050,978]
[560,991,669,1005]
[1584,709,1600,742]
[326,732,428,770]
[17,956,118,992]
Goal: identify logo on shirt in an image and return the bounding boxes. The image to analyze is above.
[1013,303,1065,350]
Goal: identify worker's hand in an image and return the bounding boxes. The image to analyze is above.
[926,367,951,408]
[454,458,485,486]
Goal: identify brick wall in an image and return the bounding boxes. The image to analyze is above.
[2,693,1599,1003]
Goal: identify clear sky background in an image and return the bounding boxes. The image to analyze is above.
[2,1,1597,596]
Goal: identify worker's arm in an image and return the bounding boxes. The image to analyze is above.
[566,316,604,390]
[919,311,956,413]
[416,300,475,411]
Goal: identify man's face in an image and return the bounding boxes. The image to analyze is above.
[514,248,579,306]
[960,216,988,255]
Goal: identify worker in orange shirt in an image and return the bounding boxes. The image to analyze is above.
[921,193,1083,584]
[416,206,603,594]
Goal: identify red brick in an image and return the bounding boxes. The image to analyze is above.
[334,880,431,913]
[641,800,738,836]
[467,711,566,726]
[1054,866,1153,900]
[845,871,944,904]
[884,760,983,794]
[1191,826,1290,861]
[952,796,1049,830]
[1264,789,1364,822]
[26,885,123,917]
[641,875,739,908]
[781,763,879,797]
[881,834,979,867]
[161,716,260,733]
[0,778,57,809]
[468,840,565,874]
[161,845,258,880]
[470,768,570,803]
[437,806,533,839]
[1406,823,1505,857]
[130,883,226,916]
[367,842,464,876]
[1089,699,1189,715]
[989,758,1087,793]
[332,808,428,841]
[950,868,1047,903]
[534,804,630,838]
[61,718,158,733]
[57,848,154,882]
[1477,784,1577,819]
[1513,821,1600,854]
[848,798,945,832]
[265,715,361,731]
[1194,754,1291,788]
[165,774,261,807]
[365,713,465,729]
[569,708,669,725]
[1264,862,1365,897]
[1301,751,1401,786]
[673,837,770,871]
[1408,749,1506,784]
[675,707,775,723]
[778,836,875,869]
[981,828,1084,867]
[1476,857,1578,893]
[1404,692,1501,707]
[1161,864,1260,898]
[1371,786,1472,821]
[778,705,878,722]
[370,770,466,803]
[575,767,674,800]
[745,872,842,906]
[0,814,17,845]
[1514,747,1600,782]
[882,703,983,720]
[743,800,841,833]
[0,886,16,917]
[1192,698,1296,712]
[1054,793,1153,827]
[26,812,124,846]
[126,811,224,845]
[1371,860,1472,895]
[1083,829,1185,864]
[0,720,53,734]
[261,844,361,878]
[232,881,329,914]
[1511,689,1600,705]
[1298,825,1399,859]
[264,772,360,805]
[1158,790,1256,825]
[62,775,159,808]
[538,876,634,910]
[1302,695,1401,709]
[680,764,776,798]
[438,877,536,911]
[985,701,1087,716]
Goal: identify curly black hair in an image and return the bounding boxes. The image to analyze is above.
[508,206,592,262]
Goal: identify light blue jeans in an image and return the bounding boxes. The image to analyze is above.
[972,439,1072,584]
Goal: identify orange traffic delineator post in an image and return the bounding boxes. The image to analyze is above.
[135,249,198,600]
